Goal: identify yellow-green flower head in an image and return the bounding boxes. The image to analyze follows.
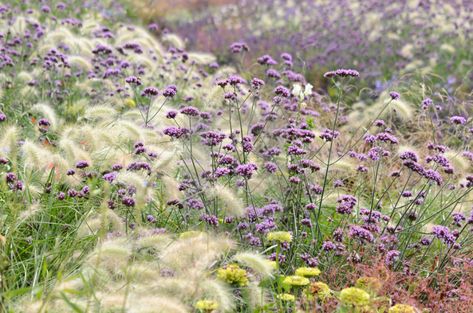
[295,267,321,277]
[266,231,292,243]
[283,275,310,287]
[339,287,370,307]
[355,276,382,293]
[195,299,219,312]
[267,260,278,269]
[277,293,296,302]
[217,264,249,287]
[388,304,416,313]
[124,98,136,108]
[179,231,202,239]
[310,281,331,300]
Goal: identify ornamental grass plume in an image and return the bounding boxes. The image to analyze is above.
[15,231,244,313]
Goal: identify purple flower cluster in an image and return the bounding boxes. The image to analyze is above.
[323,68,360,78]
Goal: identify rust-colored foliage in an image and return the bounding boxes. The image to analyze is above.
[319,255,473,312]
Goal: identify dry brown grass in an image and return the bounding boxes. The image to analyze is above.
[132,0,238,21]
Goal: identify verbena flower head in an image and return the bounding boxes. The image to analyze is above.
[295,267,321,277]
[450,116,467,125]
[349,225,374,242]
[235,163,258,178]
[389,91,400,100]
[162,84,177,98]
[266,231,292,243]
[75,160,89,169]
[229,41,249,53]
[217,264,248,286]
[324,68,360,78]
[339,287,370,307]
[228,74,246,86]
[141,86,159,97]
[180,106,200,116]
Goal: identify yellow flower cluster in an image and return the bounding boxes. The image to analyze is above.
[355,276,382,293]
[295,267,321,277]
[276,293,295,302]
[282,275,310,287]
[310,281,331,300]
[266,231,292,243]
[339,287,371,307]
[195,299,219,312]
[388,304,416,313]
[217,264,249,287]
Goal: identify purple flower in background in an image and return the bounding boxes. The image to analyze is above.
[450,116,466,125]
[349,225,374,242]
[6,172,16,183]
[257,54,277,65]
[251,77,265,89]
[400,150,419,162]
[274,85,290,97]
[228,74,246,86]
[166,110,178,119]
[266,68,281,79]
[322,241,337,251]
[148,23,159,32]
[38,118,50,127]
[75,160,89,169]
[281,52,292,62]
[235,163,258,178]
[125,75,142,86]
[300,253,319,267]
[229,41,249,53]
[264,161,277,173]
[336,195,357,214]
[385,250,400,266]
[187,198,204,210]
[141,87,159,97]
[122,196,135,207]
[200,131,226,146]
[389,91,400,100]
[320,129,340,141]
[103,171,117,182]
[162,85,177,98]
[57,192,65,200]
[200,214,218,226]
[432,225,456,245]
[421,98,433,110]
[324,68,360,78]
[180,106,200,116]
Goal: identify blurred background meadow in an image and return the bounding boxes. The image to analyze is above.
[0,0,472,312]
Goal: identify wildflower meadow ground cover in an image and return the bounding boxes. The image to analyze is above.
[0,0,472,312]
